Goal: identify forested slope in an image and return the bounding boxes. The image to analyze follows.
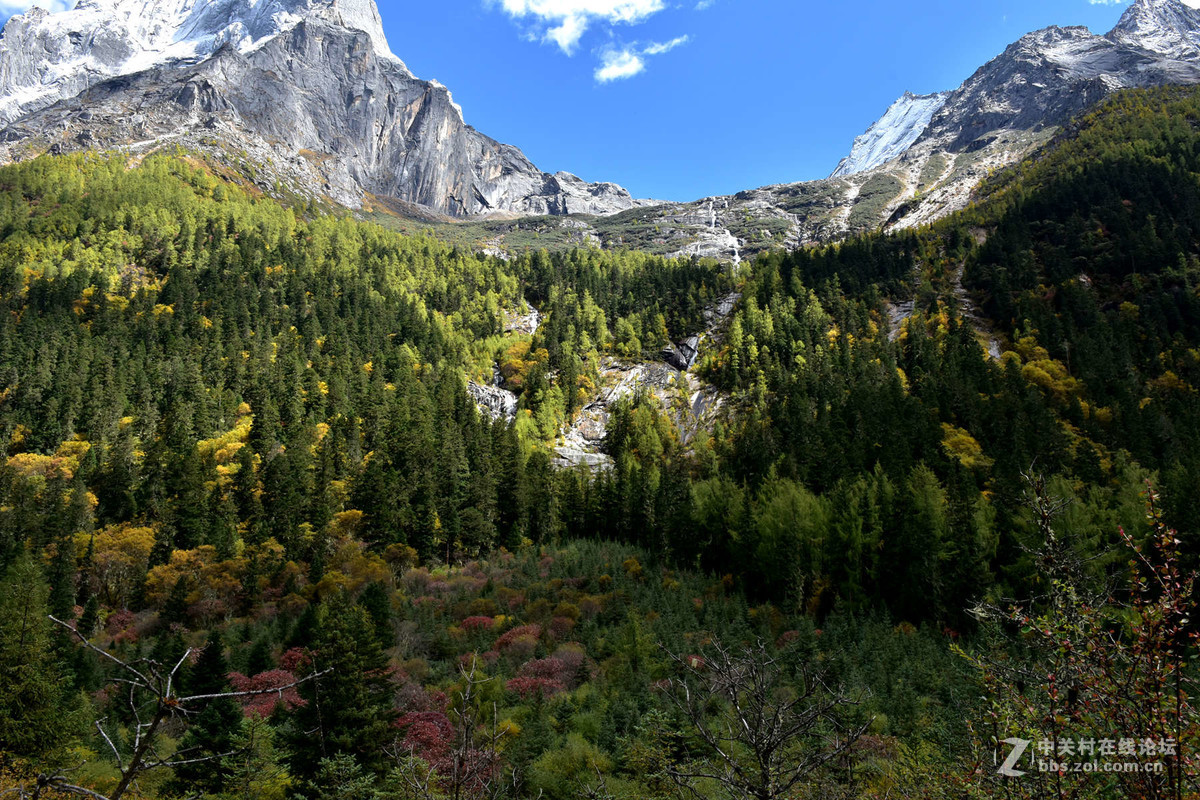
[3,87,1200,799]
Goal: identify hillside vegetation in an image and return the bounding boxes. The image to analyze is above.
[3,87,1200,799]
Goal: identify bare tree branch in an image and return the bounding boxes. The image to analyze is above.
[662,639,870,800]
[42,614,330,800]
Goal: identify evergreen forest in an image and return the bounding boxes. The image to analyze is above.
[4,86,1200,799]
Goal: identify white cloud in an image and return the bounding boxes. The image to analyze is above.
[695,0,715,8]
[595,48,645,82]
[497,0,666,53]
[0,0,74,14]
[643,34,688,55]
[594,35,689,82]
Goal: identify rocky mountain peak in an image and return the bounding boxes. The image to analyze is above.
[0,0,645,219]
[1108,0,1200,59]
[0,0,405,126]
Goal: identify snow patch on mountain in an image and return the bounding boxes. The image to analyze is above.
[831,91,950,178]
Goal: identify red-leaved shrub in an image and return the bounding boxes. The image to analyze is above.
[461,616,495,633]
[228,669,304,718]
[505,676,565,699]
[395,711,453,762]
[495,624,541,651]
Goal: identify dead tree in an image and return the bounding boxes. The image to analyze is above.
[663,639,870,800]
[22,616,329,800]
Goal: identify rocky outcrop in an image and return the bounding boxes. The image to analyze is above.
[504,305,542,337]
[664,336,700,371]
[0,0,646,218]
[467,380,518,423]
[553,292,739,470]
[832,91,951,178]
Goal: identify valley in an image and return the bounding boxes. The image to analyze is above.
[2,1,1200,799]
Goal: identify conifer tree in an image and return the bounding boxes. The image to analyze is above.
[0,550,80,777]
[171,629,243,795]
[288,592,396,780]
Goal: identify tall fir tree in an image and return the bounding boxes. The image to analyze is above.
[0,550,81,777]
[287,592,395,780]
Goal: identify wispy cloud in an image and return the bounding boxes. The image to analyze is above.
[595,35,689,82]
[496,0,666,54]
[643,35,688,55]
[0,0,74,14]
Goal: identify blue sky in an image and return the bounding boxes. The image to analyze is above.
[383,0,1138,199]
[0,0,1162,199]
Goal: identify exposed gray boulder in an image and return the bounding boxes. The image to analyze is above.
[664,335,700,371]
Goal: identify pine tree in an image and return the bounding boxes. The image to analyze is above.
[287,592,396,780]
[0,550,81,776]
[171,629,243,795]
[208,484,238,561]
[357,582,394,650]
[223,716,292,800]
[95,426,139,524]
[233,443,265,545]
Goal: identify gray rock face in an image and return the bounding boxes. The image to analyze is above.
[0,0,402,127]
[0,0,644,218]
[663,335,700,371]
[553,291,738,471]
[467,380,518,423]
[1109,0,1200,59]
[829,0,1200,228]
[922,18,1200,156]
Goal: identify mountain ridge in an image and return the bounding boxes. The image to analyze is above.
[0,0,646,218]
[611,0,1200,262]
[5,0,1200,245]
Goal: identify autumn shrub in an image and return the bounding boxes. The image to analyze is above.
[229,669,304,718]
[525,598,554,621]
[506,676,565,699]
[548,616,576,640]
[579,596,605,619]
[623,557,643,580]
[395,711,453,763]
[495,624,542,651]
[554,644,587,684]
[467,598,499,617]
[461,615,495,633]
[402,567,433,596]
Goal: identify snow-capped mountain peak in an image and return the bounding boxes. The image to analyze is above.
[1108,0,1200,60]
[831,91,950,178]
[0,0,404,126]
